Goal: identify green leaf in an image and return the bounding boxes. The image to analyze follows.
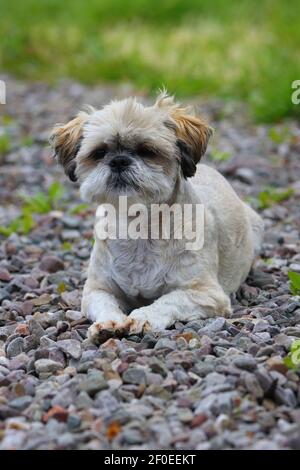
[288,271,300,295]
[2,115,15,126]
[284,340,300,369]
[23,192,51,214]
[21,208,34,234]
[283,354,296,370]
[62,241,72,251]
[210,149,231,162]
[291,339,300,352]
[0,133,11,154]
[268,126,290,144]
[57,282,66,294]
[0,225,12,237]
[48,181,65,204]
[0,209,35,237]
[69,203,89,215]
[21,135,34,147]
[291,349,300,366]
[258,187,294,209]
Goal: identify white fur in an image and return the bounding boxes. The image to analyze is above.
[54,96,264,341]
[82,164,263,339]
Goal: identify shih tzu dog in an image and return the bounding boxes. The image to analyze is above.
[50,93,264,343]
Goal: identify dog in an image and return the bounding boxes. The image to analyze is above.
[50,93,264,343]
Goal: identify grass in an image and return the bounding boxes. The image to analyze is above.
[22,181,65,214]
[257,187,294,209]
[0,0,300,121]
[0,182,65,237]
[284,339,300,369]
[0,133,11,155]
[288,271,300,296]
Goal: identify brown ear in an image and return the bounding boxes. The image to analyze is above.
[171,109,213,178]
[49,111,89,182]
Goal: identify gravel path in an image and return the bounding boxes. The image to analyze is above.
[0,77,300,450]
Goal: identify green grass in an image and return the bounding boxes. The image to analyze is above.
[288,271,300,296]
[257,187,294,209]
[284,339,300,369]
[0,182,65,237]
[0,0,300,121]
[0,133,11,155]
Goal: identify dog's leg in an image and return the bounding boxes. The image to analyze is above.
[82,281,129,343]
[128,281,232,334]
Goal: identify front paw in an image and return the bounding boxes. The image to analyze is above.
[128,308,164,335]
[88,319,132,344]
[128,318,152,335]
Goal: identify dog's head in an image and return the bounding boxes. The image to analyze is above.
[50,93,212,203]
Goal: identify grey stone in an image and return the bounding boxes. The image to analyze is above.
[274,386,297,408]
[121,428,145,445]
[78,370,108,396]
[233,355,257,371]
[51,388,76,408]
[75,391,94,409]
[206,317,226,333]
[154,337,176,351]
[39,255,65,273]
[0,288,10,303]
[244,373,264,398]
[6,337,24,358]
[9,395,32,410]
[192,362,215,377]
[67,414,81,430]
[235,167,255,184]
[255,369,275,394]
[66,310,83,322]
[57,339,82,359]
[62,216,80,229]
[149,358,168,377]
[34,359,63,374]
[61,230,80,241]
[28,319,45,340]
[123,367,146,385]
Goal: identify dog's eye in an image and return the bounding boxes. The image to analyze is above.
[92,147,107,160]
[138,145,157,158]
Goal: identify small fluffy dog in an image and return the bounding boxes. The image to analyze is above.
[50,93,264,342]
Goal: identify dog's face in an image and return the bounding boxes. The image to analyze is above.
[50,94,212,204]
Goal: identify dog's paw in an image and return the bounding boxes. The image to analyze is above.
[128,307,168,335]
[214,305,232,319]
[128,318,151,336]
[87,319,132,344]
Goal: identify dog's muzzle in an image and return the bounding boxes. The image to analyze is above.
[109,155,132,173]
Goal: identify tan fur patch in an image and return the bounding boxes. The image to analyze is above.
[170,108,212,163]
[154,92,212,164]
[50,111,89,180]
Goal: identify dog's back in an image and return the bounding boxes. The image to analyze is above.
[191,164,264,293]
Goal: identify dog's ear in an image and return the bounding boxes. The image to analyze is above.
[49,111,89,182]
[171,109,213,178]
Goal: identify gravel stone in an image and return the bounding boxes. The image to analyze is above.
[78,370,108,396]
[57,339,82,359]
[34,359,63,375]
[6,337,24,358]
[39,256,65,273]
[233,355,257,371]
[123,367,146,385]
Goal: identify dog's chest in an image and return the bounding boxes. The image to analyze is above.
[107,239,187,299]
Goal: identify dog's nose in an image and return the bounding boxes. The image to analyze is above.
[109,155,131,171]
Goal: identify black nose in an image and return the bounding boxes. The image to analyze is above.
[109,155,131,171]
